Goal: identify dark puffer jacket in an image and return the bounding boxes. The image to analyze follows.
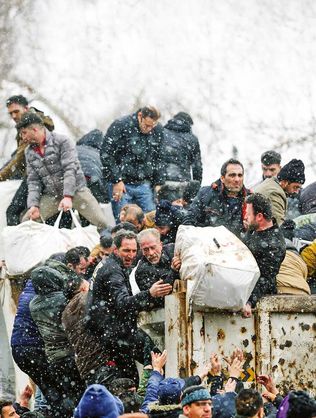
[101,110,165,186]
[243,221,286,307]
[77,128,103,150]
[11,279,44,348]
[163,117,202,183]
[135,244,179,308]
[77,143,108,203]
[29,265,80,362]
[299,181,316,214]
[182,179,251,237]
[88,253,157,341]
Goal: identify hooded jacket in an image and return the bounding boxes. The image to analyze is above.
[11,279,44,347]
[163,117,202,183]
[101,110,165,186]
[29,265,80,362]
[182,179,250,237]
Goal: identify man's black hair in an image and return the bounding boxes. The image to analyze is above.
[75,246,90,258]
[287,390,316,418]
[111,222,138,236]
[220,158,244,176]
[65,248,83,266]
[113,230,137,249]
[261,150,281,165]
[100,230,113,248]
[0,400,13,417]
[6,94,28,107]
[140,106,160,120]
[246,193,273,220]
[235,389,263,417]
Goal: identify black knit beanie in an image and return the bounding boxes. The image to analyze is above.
[277,159,305,184]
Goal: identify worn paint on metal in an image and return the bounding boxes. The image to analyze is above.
[139,288,316,392]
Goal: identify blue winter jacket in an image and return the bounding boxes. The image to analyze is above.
[140,371,202,414]
[212,392,237,418]
[11,280,44,347]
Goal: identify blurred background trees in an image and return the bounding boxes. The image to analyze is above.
[0,0,316,184]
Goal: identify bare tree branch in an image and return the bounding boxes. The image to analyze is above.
[276,135,315,149]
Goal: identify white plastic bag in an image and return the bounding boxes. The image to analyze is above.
[2,214,69,275]
[2,210,100,276]
[58,210,99,250]
[175,225,260,310]
[0,180,22,260]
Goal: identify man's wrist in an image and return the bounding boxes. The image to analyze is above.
[113,178,123,184]
[63,195,73,199]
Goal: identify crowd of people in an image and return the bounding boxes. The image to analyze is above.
[0,95,315,417]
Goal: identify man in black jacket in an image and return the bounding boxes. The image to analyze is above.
[242,193,286,318]
[163,112,202,185]
[182,159,250,238]
[135,228,181,307]
[89,230,172,381]
[101,107,165,221]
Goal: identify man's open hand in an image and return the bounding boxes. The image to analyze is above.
[149,280,172,297]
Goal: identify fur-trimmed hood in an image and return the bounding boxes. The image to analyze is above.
[148,402,182,418]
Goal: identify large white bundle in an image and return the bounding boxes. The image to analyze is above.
[0,180,22,260]
[2,210,99,276]
[175,225,260,310]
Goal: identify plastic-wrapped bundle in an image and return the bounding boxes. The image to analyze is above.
[175,225,260,310]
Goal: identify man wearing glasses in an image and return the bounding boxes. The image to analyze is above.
[101,106,165,221]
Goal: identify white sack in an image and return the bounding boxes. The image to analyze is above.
[58,210,99,250]
[2,210,99,276]
[0,180,22,260]
[175,225,260,310]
